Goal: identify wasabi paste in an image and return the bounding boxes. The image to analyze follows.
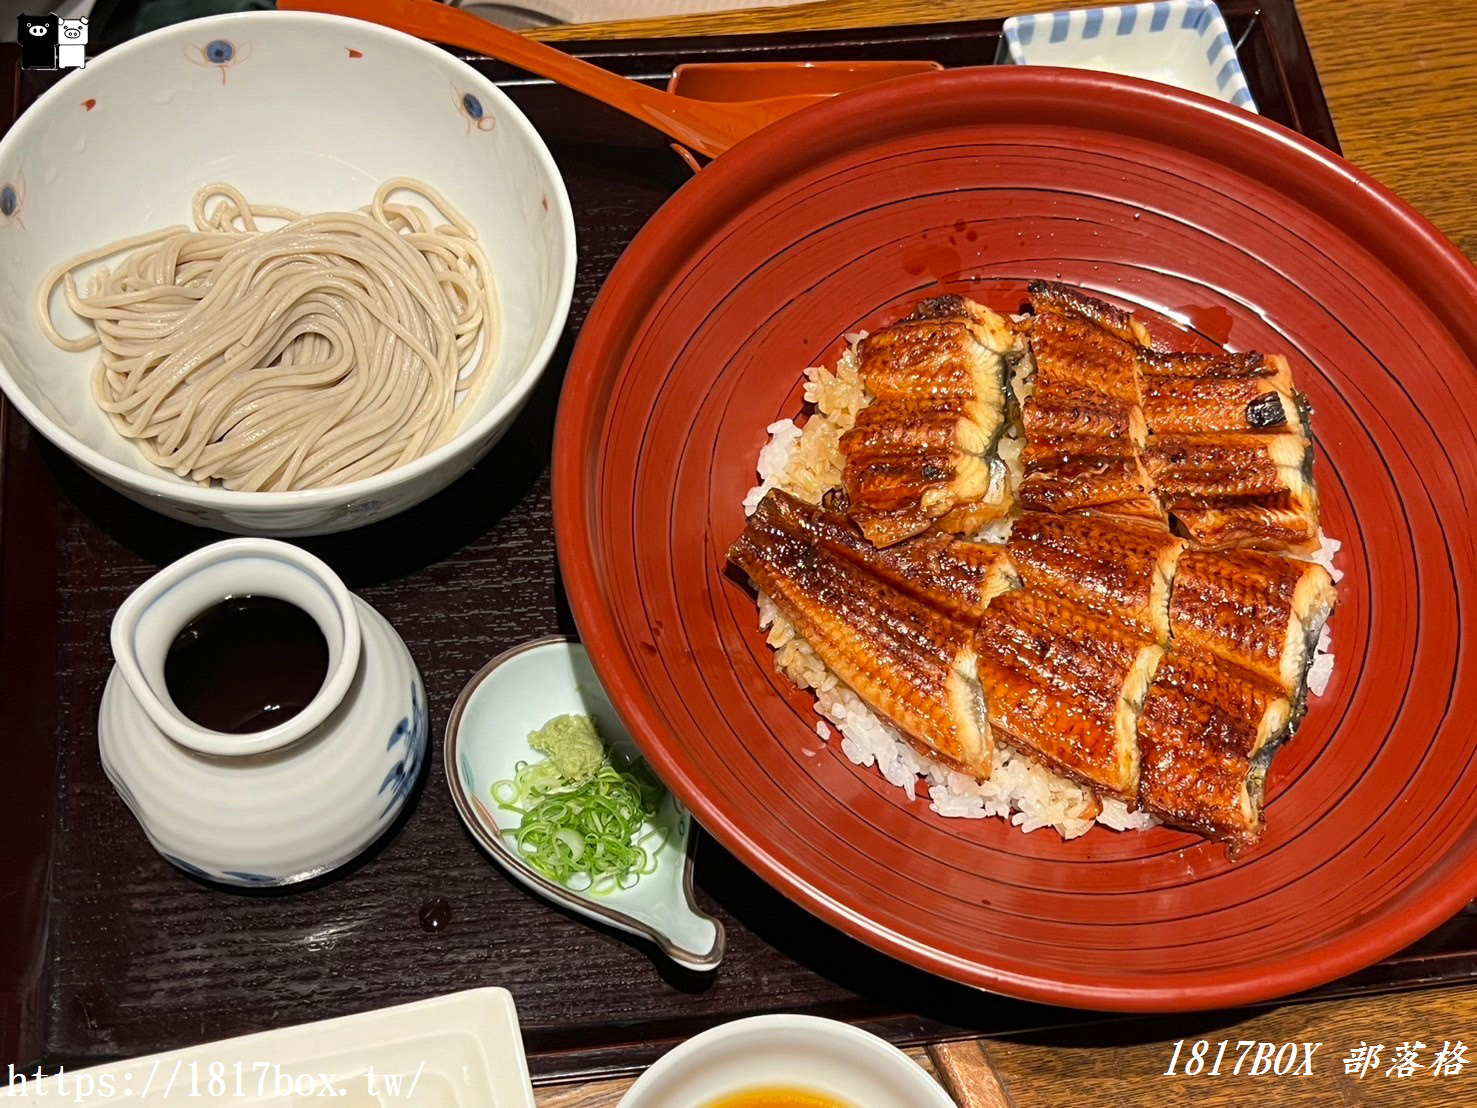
[528,713,605,783]
[491,713,667,894]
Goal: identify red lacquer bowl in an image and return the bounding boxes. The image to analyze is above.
[552,68,1477,1011]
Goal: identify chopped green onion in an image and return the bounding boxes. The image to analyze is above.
[492,749,667,895]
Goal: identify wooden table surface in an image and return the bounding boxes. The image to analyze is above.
[527,1,1477,1105]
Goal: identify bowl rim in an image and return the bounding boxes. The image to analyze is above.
[442,635,725,972]
[108,537,362,756]
[551,64,1477,1012]
[0,10,577,510]
[614,1013,956,1107]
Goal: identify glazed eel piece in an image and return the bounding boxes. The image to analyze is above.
[1000,507,1335,844]
[1169,550,1337,709]
[730,491,994,778]
[973,590,1163,800]
[759,489,1017,622]
[1137,548,1336,845]
[1138,350,1322,553]
[1005,511,1184,643]
[838,296,1021,547]
[976,512,1182,802]
[1135,647,1292,846]
[1018,284,1325,553]
[1017,281,1163,522]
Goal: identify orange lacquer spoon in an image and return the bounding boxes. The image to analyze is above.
[282,0,935,159]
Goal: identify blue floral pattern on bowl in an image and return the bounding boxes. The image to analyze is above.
[380,680,428,818]
[0,175,24,228]
[187,38,251,84]
[163,852,275,886]
[453,86,496,133]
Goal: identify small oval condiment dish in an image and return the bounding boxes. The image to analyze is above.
[445,636,723,972]
[616,1014,955,1108]
[99,538,427,887]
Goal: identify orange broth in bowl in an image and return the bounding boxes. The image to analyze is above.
[706,1088,850,1108]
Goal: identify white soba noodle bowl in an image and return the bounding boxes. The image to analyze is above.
[0,12,575,535]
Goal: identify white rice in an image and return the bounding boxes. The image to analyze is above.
[1307,623,1335,698]
[1299,530,1344,583]
[742,419,804,516]
[743,340,1340,839]
[1293,532,1341,696]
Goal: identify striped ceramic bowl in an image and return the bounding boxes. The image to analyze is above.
[1002,1,1257,112]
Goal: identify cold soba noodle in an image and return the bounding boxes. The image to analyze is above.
[37,179,497,491]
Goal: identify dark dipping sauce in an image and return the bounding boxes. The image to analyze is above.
[165,596,329,735]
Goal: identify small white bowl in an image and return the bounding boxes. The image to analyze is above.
[617,1014,955,1108]
[0,11,576,535]
[445,636,724,972]
[1002,1,1257,112]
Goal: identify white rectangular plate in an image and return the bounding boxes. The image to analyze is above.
[9,988,536,1107]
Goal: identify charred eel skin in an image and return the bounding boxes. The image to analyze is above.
[842,296,1018,546]
[730,492,994,778]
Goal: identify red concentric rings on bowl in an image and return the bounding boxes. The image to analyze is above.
[553,67,1477,1011]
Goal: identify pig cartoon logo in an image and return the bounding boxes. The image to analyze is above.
[57,17,87,70]
[18,14,85,70]
[17,14,58,71]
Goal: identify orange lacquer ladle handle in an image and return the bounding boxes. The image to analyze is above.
[279,0,752,157]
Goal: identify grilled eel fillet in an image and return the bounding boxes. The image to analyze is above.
[1019,286,1324,552]
[1139,351,1301,433]
[988,518,1333,840]
[974,591,1163,798]
[730,493,994,778]
[840,296,1019,547]
[736,281,1337,844]
[1137,647,1292,846]
[759,489,1018,621]
[1140,351,1322,552]
[1018,281,1162,521]
[1006,512,1184,643]
[1136,549,1334,844]
[732,496,1333,844]
[1170,549,1337,717]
